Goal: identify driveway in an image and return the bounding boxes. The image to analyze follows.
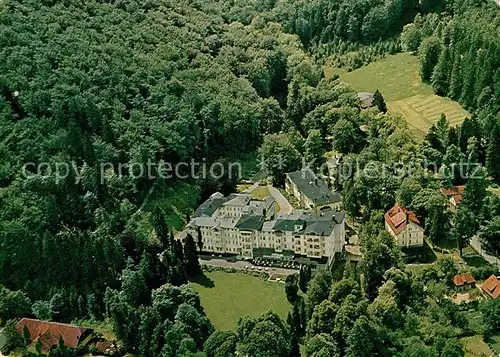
[241,182,259,193]
[200,258,298,276]
[267,185,293,213]
[470,235,500,268]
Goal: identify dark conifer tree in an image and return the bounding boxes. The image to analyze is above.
[458,117,482,154]
[288,333,301,357]
[154,211,170,251]
[298,265,312,293]
[172,239,187,286]
[460,49,477,108]
[448,53,463,99]
[486,123,500,183]
[447,126,459,148]
[432,46,451,96]
[183,233,201,278]
[196,227,203,252]
[372,89,387,113]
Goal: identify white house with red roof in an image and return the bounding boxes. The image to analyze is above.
[384,204,425,248]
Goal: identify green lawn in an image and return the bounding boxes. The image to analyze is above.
[250,185,270,200]
[190,271,290,331]
[325,52,469,139]
[145,182,201,232]
[237,184,252,192]
[460,335,494,357]
[325,52,433,102]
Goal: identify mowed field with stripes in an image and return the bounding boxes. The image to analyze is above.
[325,53,470,139]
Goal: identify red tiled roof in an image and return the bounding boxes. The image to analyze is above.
[451,194,463,205]
[384,203,422,235]
[441,186,465,206]
[440,186,465,197]
[16,318,92,352]
[453,272,476,286]
[481,275,500,299]
[95,341,118,355]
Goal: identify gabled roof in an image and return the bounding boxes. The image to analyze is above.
[440,186,465,206]
[223,194,252,207]
[95,341,118,355]
[358,92,374,109]
[440,186,465,197]
[286,169,341,206]
[384,203,422,235]
[243,196,275,216]
[193,192,227,218]
[481,275,500,299]
[16,318,92,352]
[453,272,476,286]
[271,211,345,236]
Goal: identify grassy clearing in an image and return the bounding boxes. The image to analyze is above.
[462,250,490,268]
[460,335,494,357]
[237,184,252,192]
[250,185,270,200]
[189,271,290,331]
[146,182,201,232]
[387,94,469,140]
[325,52,432,101]
[325,53,469,139]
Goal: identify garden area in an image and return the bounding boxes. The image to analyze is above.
[251,256,301,270]
[459,308,500,357]
[189,271,290,331]
[325,52,469,140]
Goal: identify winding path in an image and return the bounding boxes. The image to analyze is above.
[267,185,293,213]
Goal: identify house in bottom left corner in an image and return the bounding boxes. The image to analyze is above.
[15,318,117,355]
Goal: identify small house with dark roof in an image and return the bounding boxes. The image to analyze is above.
[358,92,374,109]
[285,169,341,209]
[16,318,93,352]
[453,272,476,290]
[481,275,500,299]
[384,204,424,248]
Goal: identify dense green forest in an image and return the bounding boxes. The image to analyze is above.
[0,0,499,356]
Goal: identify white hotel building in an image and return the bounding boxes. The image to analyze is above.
[181,191,346,265]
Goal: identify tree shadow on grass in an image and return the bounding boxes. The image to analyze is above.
[189,272,215,288]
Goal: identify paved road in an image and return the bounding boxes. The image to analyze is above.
[267,185,293,213]
[470,235,500,268]
[200,258,298,276]
[242,182,259,193]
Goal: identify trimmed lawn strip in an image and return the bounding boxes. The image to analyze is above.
[461,335,494,357]
[189,271,290,331]
[325,53,469,139]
